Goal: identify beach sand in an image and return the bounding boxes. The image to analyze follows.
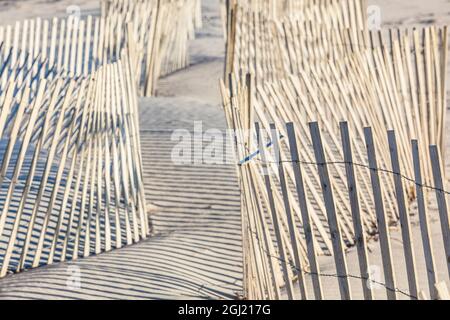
[0,0,99,22]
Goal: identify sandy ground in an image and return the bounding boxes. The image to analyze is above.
[368,0,450,27]
[0,0,448,300]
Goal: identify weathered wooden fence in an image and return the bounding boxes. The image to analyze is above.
[101,0,202,95]
[0,53,148,278]
[0,0,202,97]
[225,0,367,78]
[221,76,450,300]
[221,0,449,299]
[0,0,200,278]
[0,15,136,84]
[225,0,448,179]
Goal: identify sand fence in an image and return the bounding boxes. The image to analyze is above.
[0,0,201,278]
[0,52,148,278]
[221,0,449,300]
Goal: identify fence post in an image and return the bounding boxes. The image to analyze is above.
[340,121,373,300]
[258,124,295,300]
[272,124,307,300]
[247,162,280,300]
[364,127,397,300]
[309,121,352,300]
[429,145,450,279]
[286,122,323,300]
[387,130,418,299]
[412,140,438,299]
[248,163,283,299]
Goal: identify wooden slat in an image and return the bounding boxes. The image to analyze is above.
[387,130,418,299]
[309,121,351,300]
[411,140,438,299]
[429,145,450,279]
[340,121,373,300]
[364,127,397,300]
[257,123,295,300]
[286,122,323,300]
[273,124,307,300]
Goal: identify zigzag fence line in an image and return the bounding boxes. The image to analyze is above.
[226,0,447,181]
[0,0,201,97]
[101,0,203,95]
[0,0,201,278]
[221,76,450,300]
[221,0,449,300]
[0,53,148,278]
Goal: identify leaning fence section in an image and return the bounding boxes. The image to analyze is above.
[0,53,148,277]
[225,0,447,181]
[221,0,449,300]
[0,0,202,97]
[101,0,202,95]
[0,0,200,277]
[221,76,450,300]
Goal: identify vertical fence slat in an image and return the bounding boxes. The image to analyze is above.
[435,282,450,300]
[258,123,295,300]
[309,121,352,300]
[340,121,373,300]
[429,145,450,279]
[286,122,323,300]
[412,140,438,299]
[272,124,308,300]
[387,130,418,299]
[249,159,282,300]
